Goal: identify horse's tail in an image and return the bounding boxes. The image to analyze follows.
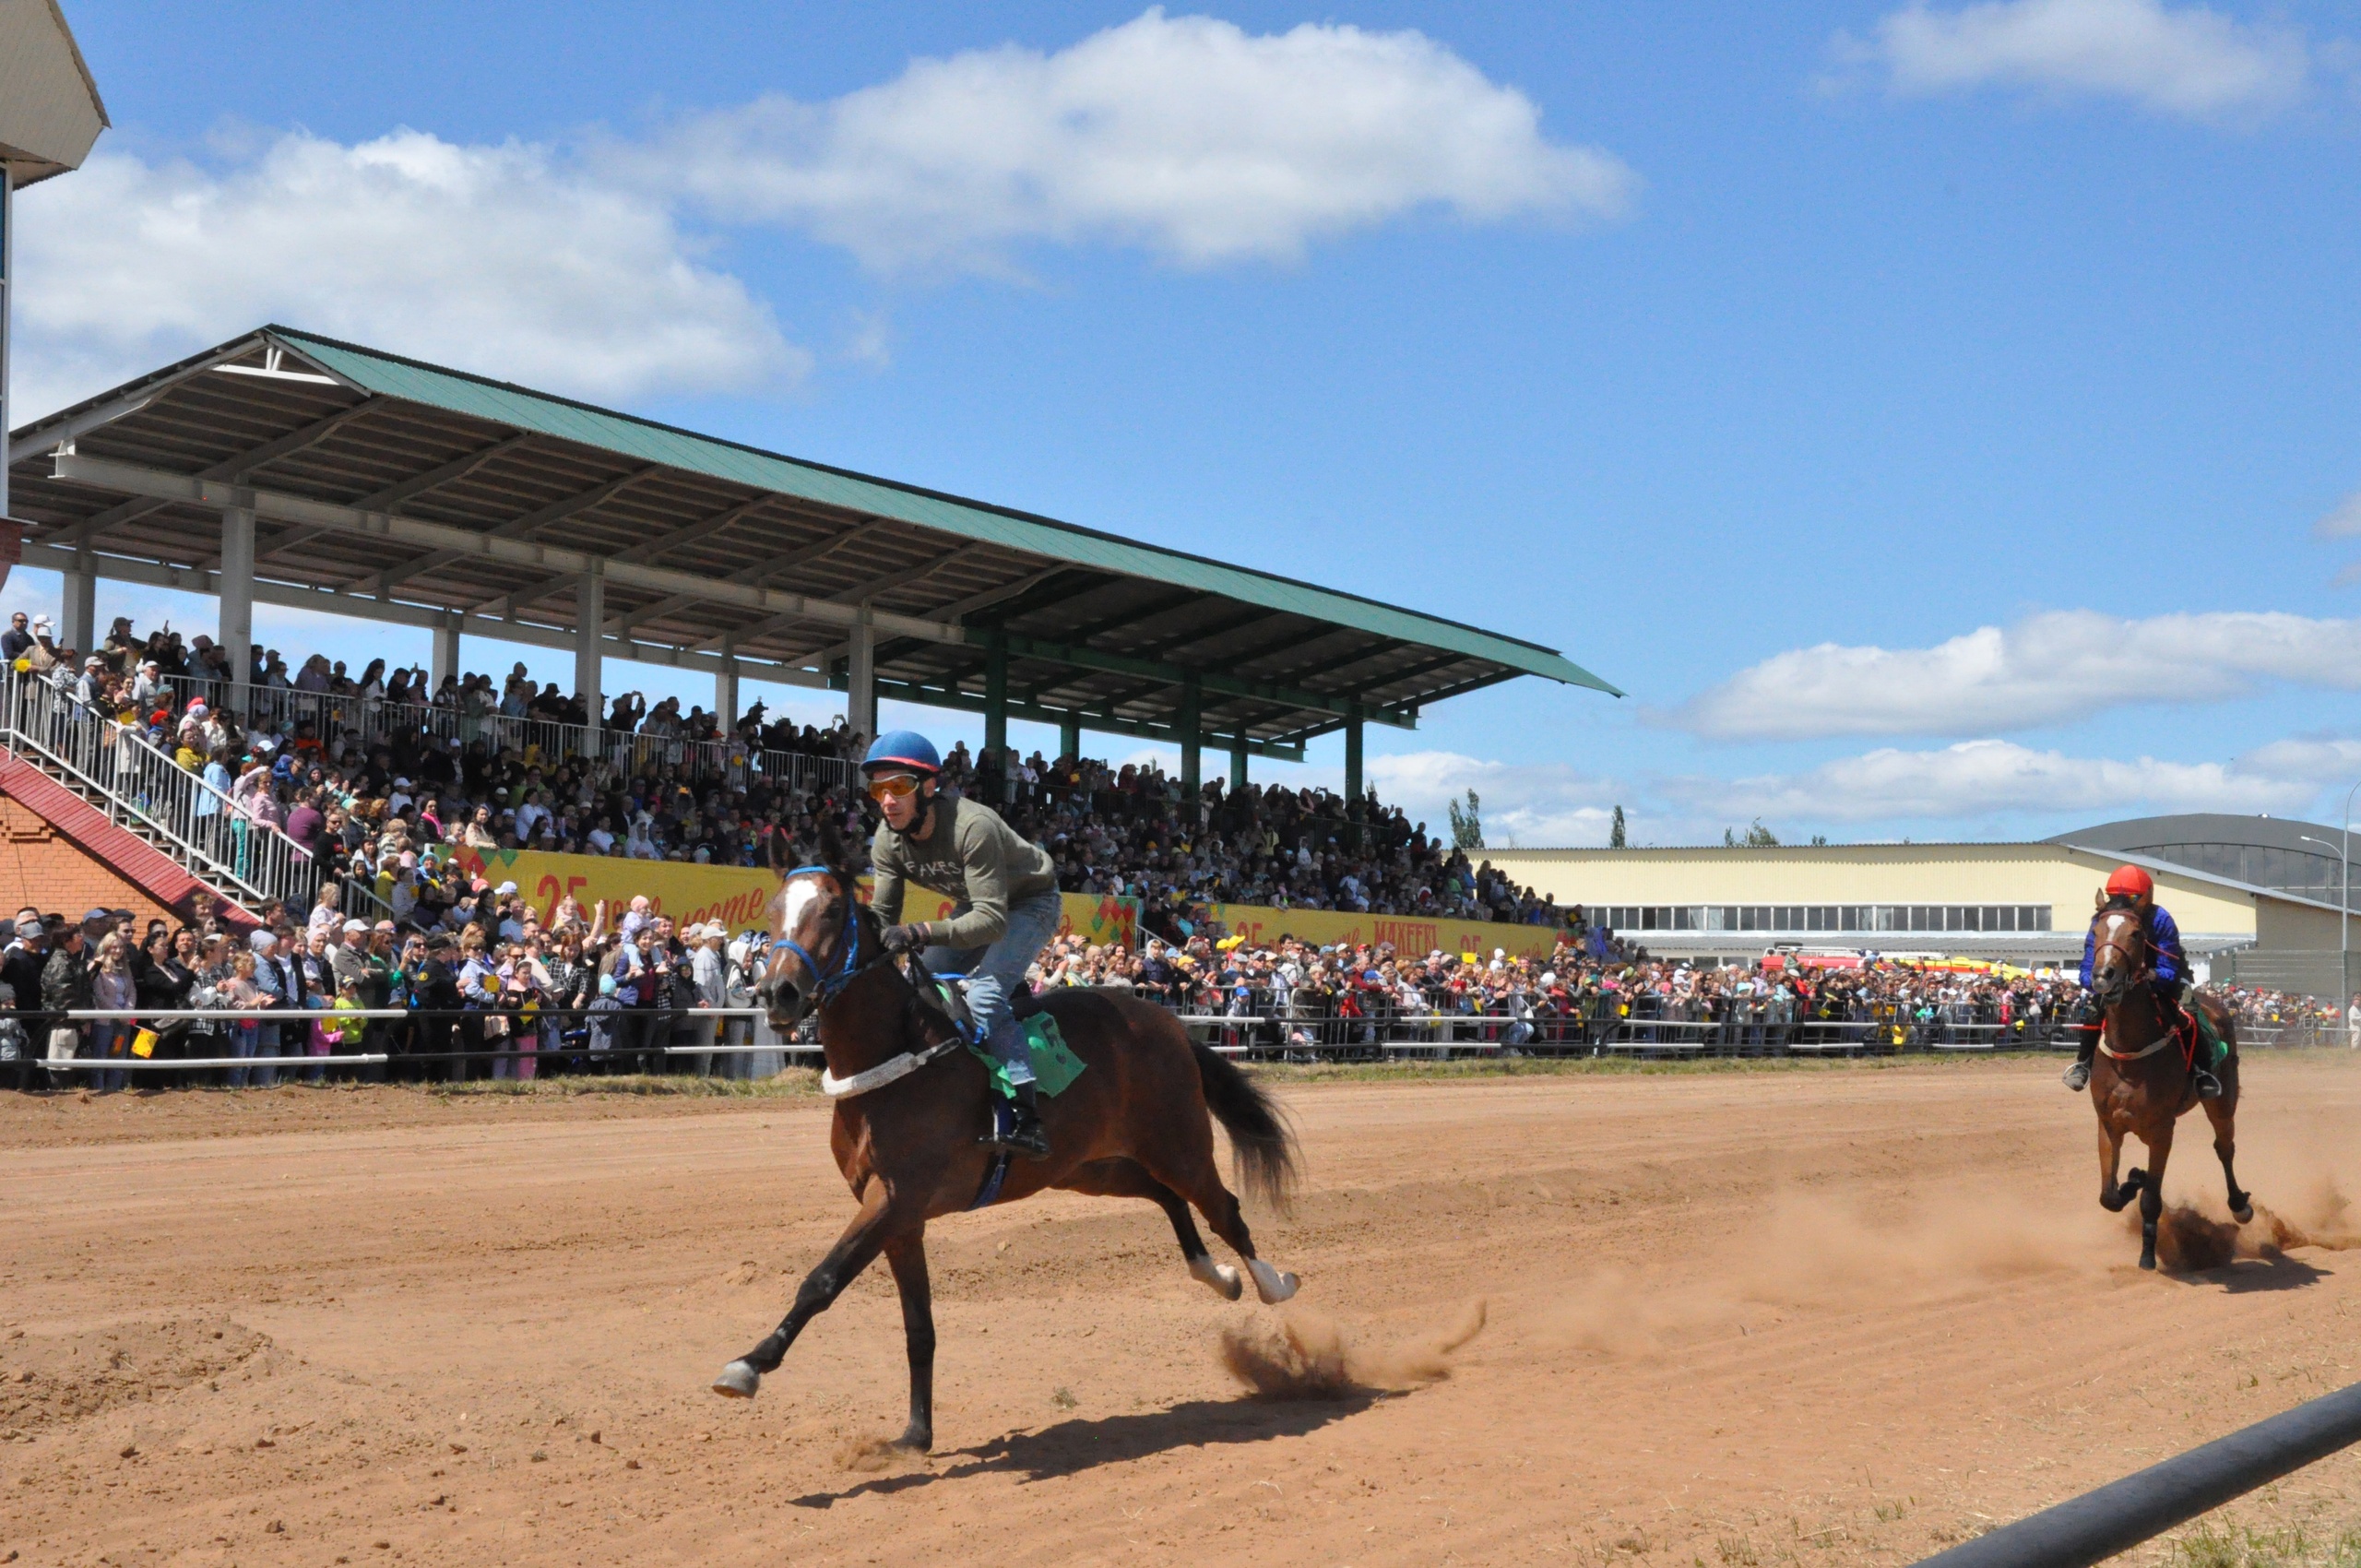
[1192,1041,1300,1216]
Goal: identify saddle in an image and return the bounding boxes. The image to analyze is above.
[915,967,1050,1045]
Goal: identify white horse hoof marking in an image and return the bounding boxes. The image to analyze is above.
[1246,1258,1299,1305]
[1190,1254,1243,1301]
[712,1360,762,1398]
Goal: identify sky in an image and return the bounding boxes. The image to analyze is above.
[10,0,2361,849]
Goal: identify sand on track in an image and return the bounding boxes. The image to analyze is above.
[5,1055,2361,1566]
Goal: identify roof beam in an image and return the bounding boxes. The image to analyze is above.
[357,462,654,595]
[55,398,381,552]
[480,493,777,616]
[825,540,993,607]
[1248,635,1406,684]
[1126,605,1291,660]
[17,538,829,688]
[931,564,1074,625]
[7,337,269,466]
[253,431,535,567]
[987,632,1415,730]
[866,672,1304,764]
[49,454,965,647]
[626,519,887,641]
[1046,587,1204,647]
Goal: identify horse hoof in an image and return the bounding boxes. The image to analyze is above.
[1191,1256,1243,1301]
[1247,1258,1299,1305]
[892,1429,932,1455]
[2140,1254,2157,1272]
[711,1360,762,1399]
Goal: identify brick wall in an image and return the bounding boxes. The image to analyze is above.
[0,796,180,926]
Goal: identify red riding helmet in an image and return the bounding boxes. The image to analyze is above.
[2105,864,2153,899]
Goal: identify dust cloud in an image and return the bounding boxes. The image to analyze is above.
[1219,1301,1487,1399]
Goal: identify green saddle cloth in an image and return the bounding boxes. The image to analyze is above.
[966,1011,1087,1099]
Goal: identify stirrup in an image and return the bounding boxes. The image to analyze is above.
[2193,1069,2223,1100]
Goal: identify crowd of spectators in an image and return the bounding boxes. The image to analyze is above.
[2,607,1569,932]
[0,888,785,1092]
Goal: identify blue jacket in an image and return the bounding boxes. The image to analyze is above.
[2081,906,2184,990]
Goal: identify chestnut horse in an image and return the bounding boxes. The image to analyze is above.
[2085,901,2251,1270]
[709,828,1303,1451]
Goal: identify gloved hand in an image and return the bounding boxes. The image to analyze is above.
[881,923,928,956]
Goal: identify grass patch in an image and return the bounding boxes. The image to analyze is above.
[424,1070,824,1100]
[2174,1522,2361,1567]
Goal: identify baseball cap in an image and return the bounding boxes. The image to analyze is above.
[494,881,518,897]
[342,919,369,934]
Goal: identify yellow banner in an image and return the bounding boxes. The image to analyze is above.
[1202,902,1566,962]
[448,848,1135,947]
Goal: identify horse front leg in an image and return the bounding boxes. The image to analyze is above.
[715,1180,901,1398]
[2095,1118,2139,1213]
[2138,1122,2176,1271]
[883,1230,935,1452]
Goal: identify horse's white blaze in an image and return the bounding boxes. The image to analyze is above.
[1190,1254,1242,1301]
[1246,1257,1298,1304]
[778,878,822,953]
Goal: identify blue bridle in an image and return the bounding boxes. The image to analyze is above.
[767,865,866,1005]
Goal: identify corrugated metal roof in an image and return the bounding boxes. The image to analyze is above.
[0,0,109,184]
[271,327,1620,697]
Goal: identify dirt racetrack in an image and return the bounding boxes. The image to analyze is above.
[6,1054,2361,1567]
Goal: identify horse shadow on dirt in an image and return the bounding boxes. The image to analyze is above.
[788,1390,1386,1509]
[2164,1253,2331,1294]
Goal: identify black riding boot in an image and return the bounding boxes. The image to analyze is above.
[1003,1080,1051,1161]
[978,1078,1052,1160]
[2063,1009,2099,1091]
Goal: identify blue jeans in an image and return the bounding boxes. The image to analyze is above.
[91,1022,129,1093]
[922,888,1062,1087]
[228,1022,258,1088]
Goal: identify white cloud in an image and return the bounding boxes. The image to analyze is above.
[1845,0,2308,118]
[1665,736,2337,823]
[654,7,1633,269]
[2318,491,2361,539]
[13,129,804,418]
[1666,610,2361,741]
[1366,750,1624,848]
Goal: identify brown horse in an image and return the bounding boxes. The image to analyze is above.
[709,828,1303,1451]
[2085,901,2251,1270]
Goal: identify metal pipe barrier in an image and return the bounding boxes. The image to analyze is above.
[1916,1377,2361,1568]
[3,671,319,909]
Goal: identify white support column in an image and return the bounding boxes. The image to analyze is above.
[714,641,740,729]
[846,613,876,744]
[219,504,255,700]
[430,618,461,691]
[575,567,604,736]
[59,553,94,659]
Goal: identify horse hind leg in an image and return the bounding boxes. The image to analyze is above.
[1155,1150,1297,1304]
[1063,1158,1241,1301]
[2203,1092,2253,1224]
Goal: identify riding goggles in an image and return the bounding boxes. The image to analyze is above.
[866,772,923,803]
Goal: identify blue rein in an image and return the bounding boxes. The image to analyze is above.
[769,866,866,1004]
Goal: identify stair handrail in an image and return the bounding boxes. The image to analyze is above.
[0,668,316,910]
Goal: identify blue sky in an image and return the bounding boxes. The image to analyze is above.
[12,0,2361,846]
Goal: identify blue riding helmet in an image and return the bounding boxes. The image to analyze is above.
[862,730,941,775]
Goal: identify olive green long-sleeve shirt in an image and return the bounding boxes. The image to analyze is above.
[869,794,1059,951]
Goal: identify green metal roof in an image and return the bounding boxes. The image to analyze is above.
[271,327,1619,698]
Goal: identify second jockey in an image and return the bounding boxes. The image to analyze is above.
[2064,863,2219,1100]
[861,730,1062,1160]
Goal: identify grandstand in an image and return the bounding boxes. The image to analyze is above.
[3,327,1614,925]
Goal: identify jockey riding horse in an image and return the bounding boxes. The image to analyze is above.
[2063,863,2221,1099]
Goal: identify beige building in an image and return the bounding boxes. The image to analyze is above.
[1483,839,2343,974]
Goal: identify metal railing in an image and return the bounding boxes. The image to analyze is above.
[1916,1377,2361,1568]
[160,677,856,796]
[1,671,318,910]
